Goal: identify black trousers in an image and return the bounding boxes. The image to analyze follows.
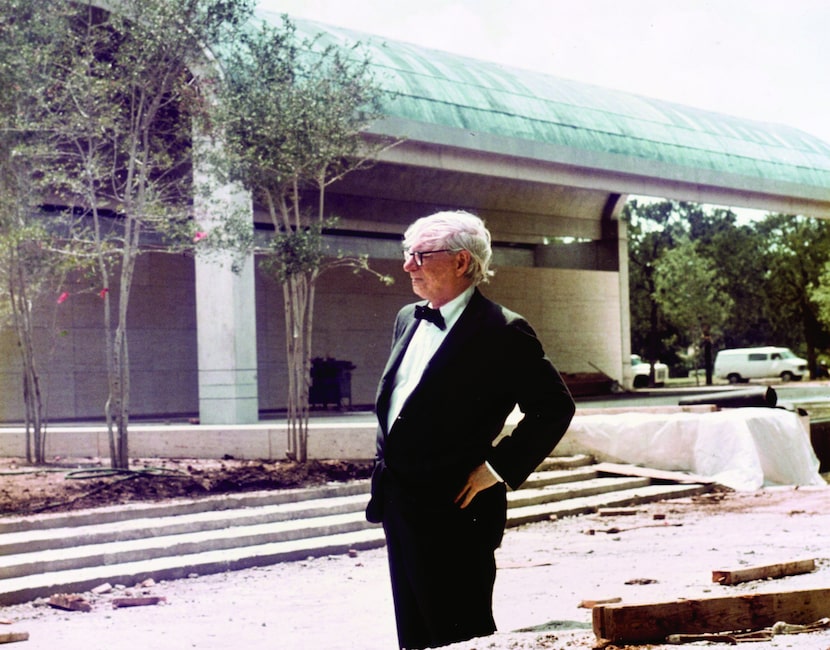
[380,476,507,649]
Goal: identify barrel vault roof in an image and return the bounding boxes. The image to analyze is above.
[254,11,830,212]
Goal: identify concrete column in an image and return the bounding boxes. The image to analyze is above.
[616,216,634,389]
[599,192,632,390]
[193,180,259,424]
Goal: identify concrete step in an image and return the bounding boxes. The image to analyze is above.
[0,458,711,606]
[0,492,372,555]
[507,482,710,526]
[1,469,605,558]
[520,465,599,488]
[0,481,372,535]
[507,476,650,508]
[0,527,388,607]
[0,509,380,579]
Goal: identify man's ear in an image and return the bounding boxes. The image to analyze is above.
[455,250,472,277]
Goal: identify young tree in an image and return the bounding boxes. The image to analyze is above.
[0,0,81,462]
[26,0,254,468]
[652,239,733,384]
[213,15,396,462]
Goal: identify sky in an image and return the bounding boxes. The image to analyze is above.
[255,0,830,215]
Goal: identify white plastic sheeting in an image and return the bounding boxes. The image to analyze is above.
[554,407,824,491]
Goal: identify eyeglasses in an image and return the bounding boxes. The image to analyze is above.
[403,249,458,267]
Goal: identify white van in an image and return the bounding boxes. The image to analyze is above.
[713,347,808,383]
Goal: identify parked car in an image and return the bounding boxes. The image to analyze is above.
[631,354,668,388]
[713,346,807,383]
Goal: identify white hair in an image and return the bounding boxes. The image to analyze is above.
[403,210,493,284]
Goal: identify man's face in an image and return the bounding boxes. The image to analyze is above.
[403,233,471,308]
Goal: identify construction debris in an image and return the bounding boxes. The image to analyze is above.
[712,559,816,585]
[47,594,91,613]
[592,587,830,646]
[0,632,28,645]
[584,522,683,535]
[598,507,640,516]
[592,462,715,485]
[111,596,167,609]
[579,597,622,609]
[667,618,830,644]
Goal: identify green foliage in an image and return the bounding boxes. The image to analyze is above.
[811,262,830,329]
[214,14,391,224]
[623,199,690,365]
[627,199,830,377]
[756,214,830,369]
[652,239,733,341]
[260,222,326,283]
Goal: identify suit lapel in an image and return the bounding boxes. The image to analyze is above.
[418,290,487,380]
[376,314,419,434]
[375,290,491,435]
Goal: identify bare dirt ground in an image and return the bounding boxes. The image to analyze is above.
[0,456,373,516]
[2,459,830,650]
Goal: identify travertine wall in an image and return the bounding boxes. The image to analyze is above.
[486,266,622,377]
[0,252,198,422]
[0,251,622,421]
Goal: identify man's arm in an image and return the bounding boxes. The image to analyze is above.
[486,319,576,490]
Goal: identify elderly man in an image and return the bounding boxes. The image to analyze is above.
[366,210,575,649]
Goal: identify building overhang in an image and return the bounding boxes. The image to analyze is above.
[364,117,830,219]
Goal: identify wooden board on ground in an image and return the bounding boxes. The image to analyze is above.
[112,596,167,608]
[713,559,816,585]
[594,462,715,485]
[0,632,28,645]
[592,587,830,645]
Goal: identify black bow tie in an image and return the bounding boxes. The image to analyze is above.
[414,304,446,330]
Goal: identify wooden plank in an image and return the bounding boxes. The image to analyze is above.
[112,596,166,608]
[47,593,91,612]
[598,507,640,516]
[579,597,622,609]
[593,462,714,484]
[713,559,816,585]
[592,587,830,645]
[0,632,28,644]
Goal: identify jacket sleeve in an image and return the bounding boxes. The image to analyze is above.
[486,318,575,490]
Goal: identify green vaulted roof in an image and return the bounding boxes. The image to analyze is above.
[255,11,830,203]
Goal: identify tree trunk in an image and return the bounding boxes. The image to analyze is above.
[8,247,45,464]
[283,271,315,462]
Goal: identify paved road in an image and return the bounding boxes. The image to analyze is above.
[575,381,830,410]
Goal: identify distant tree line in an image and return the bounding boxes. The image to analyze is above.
[625,199,830,380]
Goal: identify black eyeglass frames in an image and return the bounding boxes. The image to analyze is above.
[403,249,458,267]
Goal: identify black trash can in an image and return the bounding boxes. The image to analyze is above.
[310,358,355,409]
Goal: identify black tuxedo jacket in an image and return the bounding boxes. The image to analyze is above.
[366,289,575,522]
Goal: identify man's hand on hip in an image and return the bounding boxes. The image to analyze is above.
[454,463,499,509]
